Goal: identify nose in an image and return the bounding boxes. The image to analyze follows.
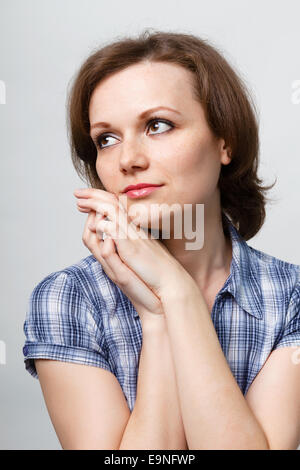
[119,138,149,174]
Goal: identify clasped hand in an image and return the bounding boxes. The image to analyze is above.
[74,187,188,322]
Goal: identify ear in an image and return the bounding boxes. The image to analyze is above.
[220,139,232,165]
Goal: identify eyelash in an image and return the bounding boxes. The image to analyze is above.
[93,116,175,150]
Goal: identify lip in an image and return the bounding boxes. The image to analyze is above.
[125,185,163,199]
[122,183,164,193]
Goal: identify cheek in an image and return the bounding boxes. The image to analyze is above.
[169,138,221,201]
[95,157,111,189]
[169,134,213,173]
[95,155,103,177]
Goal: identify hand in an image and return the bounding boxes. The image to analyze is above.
[74,187,188,300]
[74,188,167,326]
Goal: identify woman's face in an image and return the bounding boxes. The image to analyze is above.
[89,61,231,232]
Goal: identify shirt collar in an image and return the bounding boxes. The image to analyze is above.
[130,213,264,321]
[220,213,263,320]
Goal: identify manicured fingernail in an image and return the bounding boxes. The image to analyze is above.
[74,188,86,194]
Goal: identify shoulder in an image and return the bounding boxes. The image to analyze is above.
[248,248,300,352]
[28,255,121,316]
[231,241,300,353]
[23,255,120,379]
[244,246,300,332]
[25,255,130,340]
[248,244,300,296]
[248,245,300,274]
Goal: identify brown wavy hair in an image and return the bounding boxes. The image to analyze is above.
[66,28,277,241]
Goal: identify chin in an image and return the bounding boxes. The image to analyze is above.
[133,215,179,241]
[131,214,160,230]
[127,202,183,238]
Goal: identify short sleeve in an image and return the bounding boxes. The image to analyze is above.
[22,271,114,379]
[273,281,300,350]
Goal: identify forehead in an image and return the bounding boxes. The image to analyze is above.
[88,61,197,119]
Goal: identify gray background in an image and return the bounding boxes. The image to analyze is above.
[0,0,299,450]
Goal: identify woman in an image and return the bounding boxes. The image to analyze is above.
[22,30,300,450]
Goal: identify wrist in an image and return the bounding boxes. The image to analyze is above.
[140,313,168,336]
[159,273,199,306]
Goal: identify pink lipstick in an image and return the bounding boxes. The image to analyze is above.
[123,183,164,199]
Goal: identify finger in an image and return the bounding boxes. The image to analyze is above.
[77,197,138,240]
[87,211,112,242]
[83,210,96,232]
[94,217,116,238]
[77,197,123,220]
[97,237,163,313]
[77,198,121,228]
[74,188,128,222]
[88,210,104,235]
[83,214,139,283]
[83,210,99,233]
[76,190,149,242]
[83,214,163,314]
[74,188,117,202]
[99,237,129,285]
[86,210,118,246]
[88,230,128,285]
[95,238,120,282]
[84,211,108,241]
[83,214,118,281]
[86,210,112,242]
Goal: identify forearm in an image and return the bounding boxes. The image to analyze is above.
[160,281,269,450]
[119,318,188,450]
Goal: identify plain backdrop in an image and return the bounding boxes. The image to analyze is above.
[0,0,299,450]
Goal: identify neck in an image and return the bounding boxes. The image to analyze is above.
[160,210,232,291]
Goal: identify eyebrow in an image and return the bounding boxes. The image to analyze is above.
[90,106,182,132]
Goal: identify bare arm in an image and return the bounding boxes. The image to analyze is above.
[35,358,131,450]
[245,346,300,450]
[119,317,188,450]
[160,280,271,450]
[35,315,187,449]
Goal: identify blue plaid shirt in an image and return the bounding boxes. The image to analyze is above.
[23,214,300,411]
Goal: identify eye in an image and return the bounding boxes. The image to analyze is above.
[95,134,118,150]
[147,117,174,135]
[93,117,174,150]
